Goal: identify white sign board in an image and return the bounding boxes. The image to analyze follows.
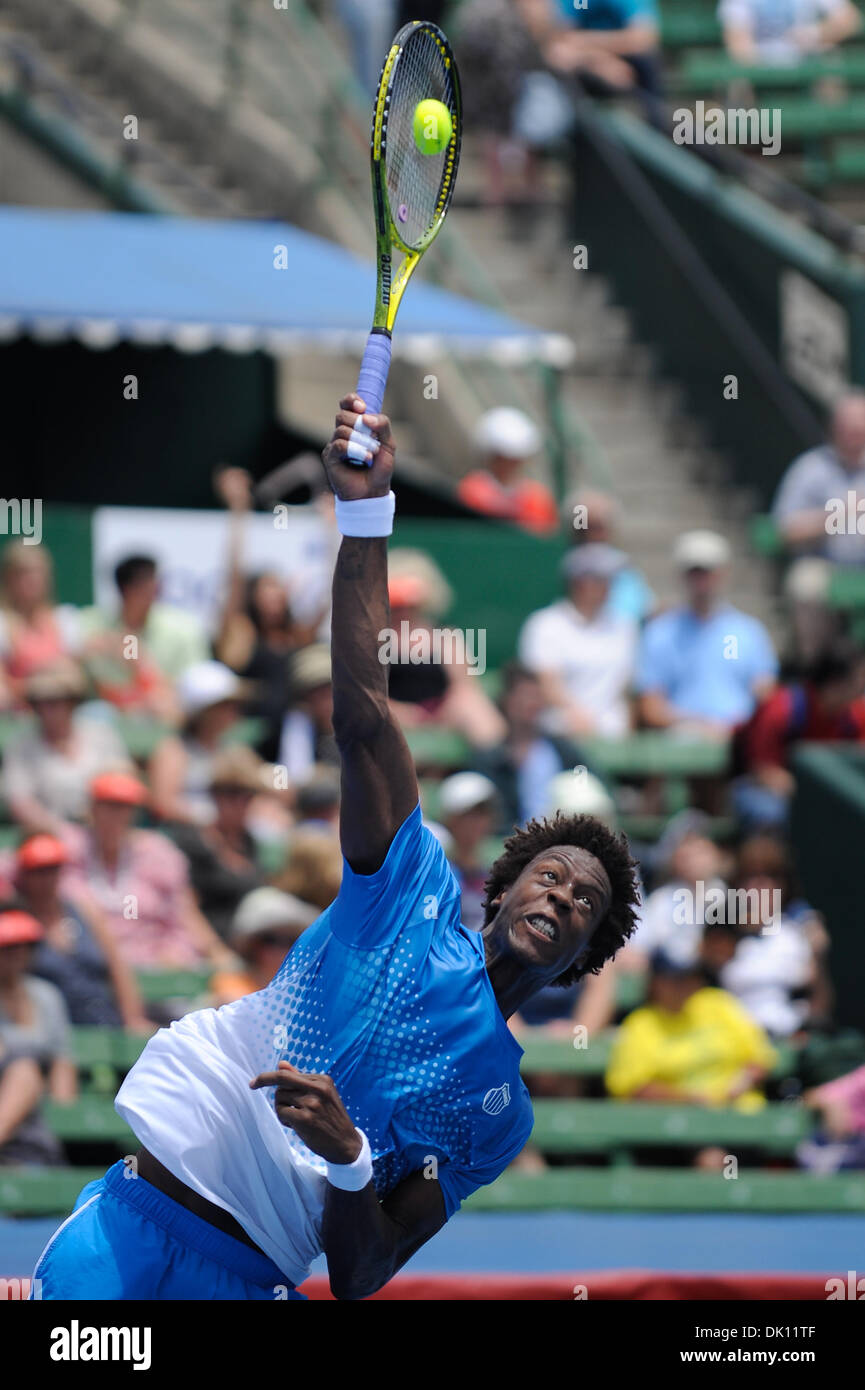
[92,506,331,634]
[780,269,849,407]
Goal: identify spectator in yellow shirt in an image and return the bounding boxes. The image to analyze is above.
[606,950,775,1112]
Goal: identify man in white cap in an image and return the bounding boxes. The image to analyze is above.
[636,530,777,736]
[518,542,638,738]
[436,772,499,930]
[457,407,558,534]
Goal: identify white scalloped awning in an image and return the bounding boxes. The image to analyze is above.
[0,208,573,367]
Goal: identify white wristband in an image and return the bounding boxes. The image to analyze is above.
[335,491,395,538]
[326,1128,373,1192]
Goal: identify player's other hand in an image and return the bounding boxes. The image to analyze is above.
[321,393,395,502]
[249,1060,363,1165]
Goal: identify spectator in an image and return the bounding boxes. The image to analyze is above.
[720,0,861,65]
[3,661,126,835]
[801,1063,865,1171]
[383,551,507,748]
[12,834,150,1031]
[623,810,727,970]
[0,543,81,706]
[62,771,231,972]
[273,830,343,911]
[80,553,208,694]
[148,661,248,825]
[518,543,638,738]
[214,468,327,761]
[568,490,655,623]
[457,408,558,534]
[294,764,341,834]
[158,747,268,944]
[437,772,500,930]
[209,888,317,1008]
[455,0,546,204]
[277,644,339,782]
[636,530,777,737]
[772,391,865,565]
[0,1034,61,1167]
[472,662,588,832]
[518,0,663,103]
[718,838,822,1039]
[606,950,776,1111]
[0,908,76,1105]
[733,638,865,829]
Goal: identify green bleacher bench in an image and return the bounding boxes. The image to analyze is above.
[675,50,865,92]
[529,1098,811,1155]
[749,513,784,558]
[72,1026,147,1074]
[44,1096,136,1146]
[661,12,722,45]
[520,1032,615,1076]
[0,1166,105,1216]
[773,96,865,137]
[582,733,729,778]
[135,968,213,1002]
[466,1166,865,1212]
[404,727,471,767]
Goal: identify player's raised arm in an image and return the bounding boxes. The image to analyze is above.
[321,393,419,875]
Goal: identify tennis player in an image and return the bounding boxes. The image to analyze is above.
[31,395,640,1301]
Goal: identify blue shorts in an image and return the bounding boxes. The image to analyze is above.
[31,1159,306,1301]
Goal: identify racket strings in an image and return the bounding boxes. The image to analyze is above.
[384,28,456,251]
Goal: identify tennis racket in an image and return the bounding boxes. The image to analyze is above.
[349,19,461,463]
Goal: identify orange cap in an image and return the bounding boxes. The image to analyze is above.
[90,771,147,806]
[16,835,69,871]
[0,909,44,945]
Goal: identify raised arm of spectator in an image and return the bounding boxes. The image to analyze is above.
[320,394,419,875]
[806,0,861,49]
[213,467,257,674]
[75,893,152,1033]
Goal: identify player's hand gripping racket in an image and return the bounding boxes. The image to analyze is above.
[348,19,461,464]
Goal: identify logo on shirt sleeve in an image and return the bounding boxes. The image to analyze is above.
[482,1083,511,1116]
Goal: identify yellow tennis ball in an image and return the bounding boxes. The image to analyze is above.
[413,99,452,156]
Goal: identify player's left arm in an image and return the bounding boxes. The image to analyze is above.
[250,1062,446,1299]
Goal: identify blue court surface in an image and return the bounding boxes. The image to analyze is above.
[5,1211,860,1280]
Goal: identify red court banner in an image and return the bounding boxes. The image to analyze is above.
[299,1271,828,1300]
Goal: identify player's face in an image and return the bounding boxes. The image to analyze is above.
[493,845,612,979]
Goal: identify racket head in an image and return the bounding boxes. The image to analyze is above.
[370,21,461,325]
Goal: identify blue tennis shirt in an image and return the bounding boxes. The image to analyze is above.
[116,803,533,1284]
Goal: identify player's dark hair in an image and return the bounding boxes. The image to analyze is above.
[482,814,641,987]
[114,555,156,593]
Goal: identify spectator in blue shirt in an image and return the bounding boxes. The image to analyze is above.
[636,530,778,737]
[517,0,663,103]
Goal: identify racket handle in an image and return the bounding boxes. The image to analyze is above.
[355,329,392,416]
[347,330,392,465]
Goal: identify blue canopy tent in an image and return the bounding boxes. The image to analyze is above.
[0,208,572,365]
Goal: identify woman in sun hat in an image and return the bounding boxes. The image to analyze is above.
[148,660,250,825]
[4,659,126,835]
[170,746,269,942]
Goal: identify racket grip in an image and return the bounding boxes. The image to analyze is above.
[349,330,392,468]
[355,330,392,418]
